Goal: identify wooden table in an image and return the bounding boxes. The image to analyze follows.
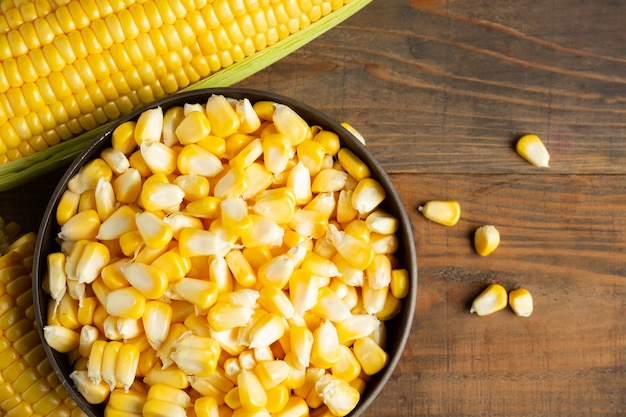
[1,0,625,415]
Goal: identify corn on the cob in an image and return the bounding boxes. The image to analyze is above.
[37,95,411,417]
[0,217,87,416]
[0,0,373,191]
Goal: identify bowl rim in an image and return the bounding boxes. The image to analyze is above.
[32,87,417,417]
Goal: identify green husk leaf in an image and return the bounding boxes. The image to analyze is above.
[0,0,372,192]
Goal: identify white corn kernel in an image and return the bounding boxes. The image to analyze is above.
[516,134,550,167]
[509,287,534,317]
[470,283,508,316]
[474,225,500,256]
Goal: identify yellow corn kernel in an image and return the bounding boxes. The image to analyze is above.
[78,324,99,357]
[362,279,388,315]
[220,196,252,238]
[351,177,385,215]
[207,302,254,332]
[178,227,234,258]
[175,109,211,145]
[172,278,219,310]
[100,340,123,390]
[289,208,328,240]
[56,190,80,226]
[247,312,285,349]
[140,178,185,213]
[470,283,508,316]
[69,370,109,404]
[516,134,550,167]
[58,209,101,241]
[261,133,292,175]
[474,225,500,256]
[108,388,147,414]
[337,148,370,181]
[253,360,290,391]
[390,268,409,299]
[138,300,171,351]
[288,325,314,370]
[225,248,256,288]
[272,103,311,146]
[310,320,340,369]
[237,369,267,411]
[326,224,374,271]
[134,106,163,145]
[146,380,187,405]
[150,248,190,284]
[121,262,168,299]
[265,384,291,414]
[171,333,221,377]
[230,137,262,169]
[365,211,399,235]
[251,187,296,225]
[205,94,240,137]
[118,231,142,257]
[105,286,146,320]
[67,158,113,194]
[509,287,533,317]
[55,292,80,329]
[194,395,220,417]
[331,344,361,382]
[365,253,392,290]
[289,268,319,317]
[95,177,117,222]
[418,200,461,227]
[315,374,360,417]
[143,400,186,417]
[173,174,210,202]
[213,164,250,199]
[296,139,326,176]
[112,167,142,204]
[135,211,174,250]
[140,140,178,175]
[287,162,312,204]
[79,189,98,212]
[46,252,67,305]
[75,241,110,284]
[352,336,389,375]
[177,143,223,177]
[311,167,347,194]
[114,343,140,391]
[143,365,189,390]
[43,324,80,353]
[258,285,294,320]
[101,147,131,175]
[256,255,294,290]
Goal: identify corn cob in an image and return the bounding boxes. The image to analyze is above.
[0,216,87,417]
[0,0,372,191]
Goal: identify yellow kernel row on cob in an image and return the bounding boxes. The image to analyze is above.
[0,0,373,191]
[0,217,88,417]
[42,95,410,417]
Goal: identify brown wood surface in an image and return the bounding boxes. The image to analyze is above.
[1,0,625,416]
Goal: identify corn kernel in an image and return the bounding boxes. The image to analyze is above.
[474,225,500,256]
[418,200,461,227]
[470,283,508,316]
[516,134,550,167]
[509,287,533,317]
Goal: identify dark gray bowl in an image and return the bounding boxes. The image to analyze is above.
[33,88,417,417]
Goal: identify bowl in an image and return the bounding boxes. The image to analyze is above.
[33,88,417,417]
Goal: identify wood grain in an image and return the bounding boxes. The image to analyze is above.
[1,0,625,416]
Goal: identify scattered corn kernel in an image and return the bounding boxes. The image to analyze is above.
[418,200,461,227]
[474,225,500,256]
[470,283,508,316]
[516,134,550,168]
[509,287,534,317]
